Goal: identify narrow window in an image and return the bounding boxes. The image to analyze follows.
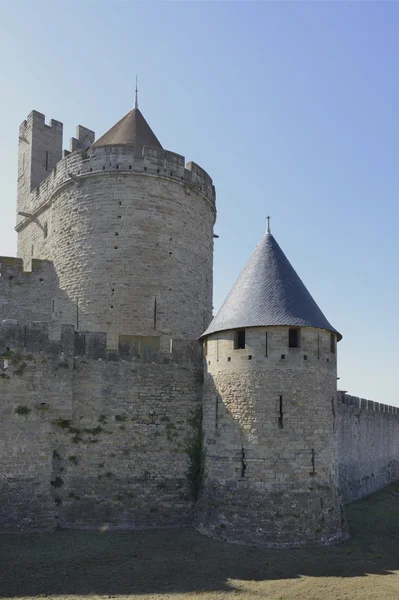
[317,334,320,359]
[43,222,48,239]
[234,329,245,350]
[330,333,336,354]
[153,298,157,331]
[45,151,49,171]
[52,300,55,313]
[265,331,268,357]
[204,339,208,356]
[278,395,283,428]
[240,446,246,478]
[288,327,300,348]
[310,449,316,476]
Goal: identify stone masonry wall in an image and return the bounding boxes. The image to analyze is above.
[16,142,216,345]
[0,319,203,531]
[197,326,346,547]
[0,258,54,322]
[0,321,73,530]
[337,392,399,503]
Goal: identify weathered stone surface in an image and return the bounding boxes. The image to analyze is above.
[196,327,346,546]
[0,107,397,547]
[337,393,399,503]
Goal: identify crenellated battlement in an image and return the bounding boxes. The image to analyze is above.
[0,256,53,277]
[19,110,63,134]
[0,258,54,323]
[16,142,215,232]
[0,320,202,366]
[338,391,399,416]
[0,320,73,357]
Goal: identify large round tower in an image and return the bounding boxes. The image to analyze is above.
[17,101,216,345]
[196,223,346,547]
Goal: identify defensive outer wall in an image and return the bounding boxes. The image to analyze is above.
[0,108,398,541]
[0,316,398,534]
[0,319,203,531]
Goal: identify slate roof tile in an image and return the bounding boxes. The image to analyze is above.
[202,231,341,340]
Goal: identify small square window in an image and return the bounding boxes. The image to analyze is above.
[330,333,336,354]
[234,329,245,350]
[289,328,300,348]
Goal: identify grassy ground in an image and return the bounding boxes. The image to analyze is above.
[1,483,399,600]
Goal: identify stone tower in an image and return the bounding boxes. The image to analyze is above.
[196,223,346,546]
[16,101,216,347]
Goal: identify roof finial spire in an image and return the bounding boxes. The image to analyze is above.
[135,75,138,109]
[266,215,271,234]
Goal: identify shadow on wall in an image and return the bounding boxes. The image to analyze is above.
[0,482,398,596]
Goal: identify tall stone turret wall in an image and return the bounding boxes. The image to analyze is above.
[337,393,399,503]
[197,326,346,547]
[0,319,203,531]
[0,258,54,322]
[16,128,216,345]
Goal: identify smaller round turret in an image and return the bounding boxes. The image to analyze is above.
[196,224,346,547]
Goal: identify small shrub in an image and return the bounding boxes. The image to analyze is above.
[84,425,103,435]
[15,405,31,416]
[98,414,108,424]
[14,362,27,376]
[55,419,71,430]
[68,455,79,465]
[0,373,10,380]
[57,361,69,369]
[71,434,82,444]
[50,476,64,488]
[115,414,127,422]
[68,426,81,434]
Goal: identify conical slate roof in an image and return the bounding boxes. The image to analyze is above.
[202,230,341,339]
[92,108,162,151]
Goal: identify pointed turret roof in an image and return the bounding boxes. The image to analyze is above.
[202,228,341,339]
[92,108,162,152]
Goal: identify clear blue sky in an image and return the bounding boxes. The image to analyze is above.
[0,1,398,405]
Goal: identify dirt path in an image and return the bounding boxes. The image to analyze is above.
[1,482,399,600]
